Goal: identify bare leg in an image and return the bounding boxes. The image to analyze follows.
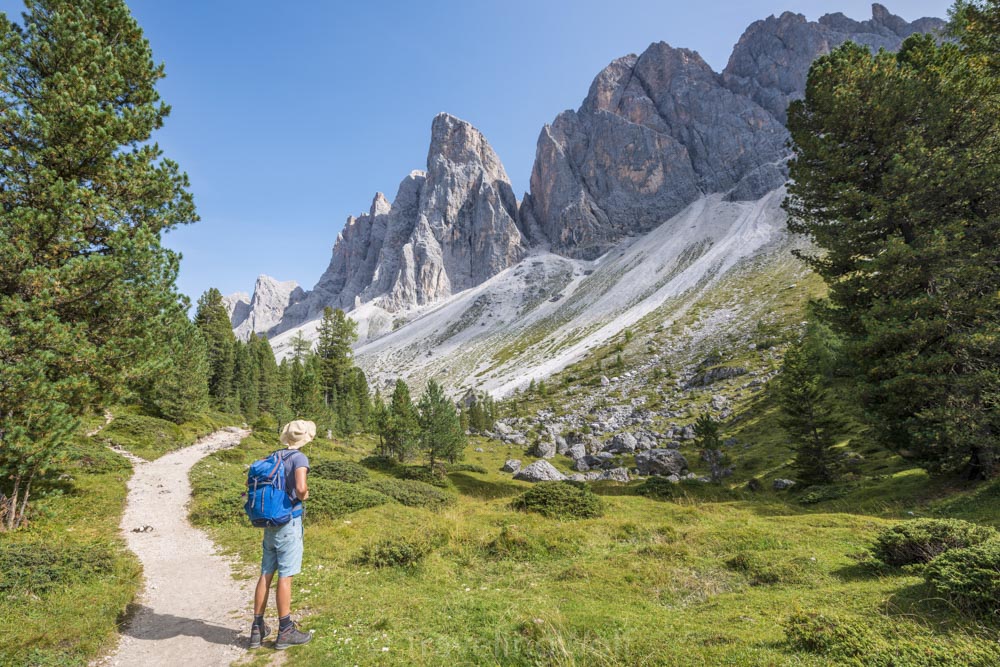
[276,576,293,617]
[253,573,274,616]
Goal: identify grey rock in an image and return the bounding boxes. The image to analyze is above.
[635,449,689,477]
[501,459,521,474]
[571,457,591,472]
[229,276,305,341]
[665,474,681,484]
[530,440,557,459]
[680,425,696,440]
[598,467,631,483]
[772,478,796,491]
[567,443,588,460]
[270,113,528,334]
[686,366,748,388]
[526,42,788,258]
[723,5,945,123]
[604,432,638,454]
[514,460,568,482]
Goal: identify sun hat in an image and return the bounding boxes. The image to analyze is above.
[279,420,316,449]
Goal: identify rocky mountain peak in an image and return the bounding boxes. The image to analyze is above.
[428,112,509,183]
[230,275,304,341]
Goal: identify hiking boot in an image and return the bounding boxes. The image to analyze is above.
[249,622,270,649]
[274,621,312,650]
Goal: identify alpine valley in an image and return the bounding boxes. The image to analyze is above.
[225,3,944,401]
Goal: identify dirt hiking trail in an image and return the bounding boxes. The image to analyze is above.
[96,427,253,667]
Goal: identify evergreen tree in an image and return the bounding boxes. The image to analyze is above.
[693,414,729,483]
[232,340,259,420]
[248,333,279,417]
[273,360,294,428]
[0,0,197,529]
[785,20,1000,478]
[371,390,390,455]
[289,331,312,363]
[146,313,210,423]
[385,379,419,462]
[194,288,236,406]
[418,380,466,466]
[316,307,357,405]
[351,367,372,431]
[776,329,848,486]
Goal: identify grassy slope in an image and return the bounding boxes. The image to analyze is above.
[191,427,1000,666]
[0,409,239,667]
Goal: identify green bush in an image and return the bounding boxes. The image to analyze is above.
[0,540,118,596]
[354,537,432,568]
[924,538,1000,617]
[397,464,450,488]
[312,460,370,483]
[63,436,131,474]
[446,463,488,474]
[510,481,604,519]
[784,611,872,658]
[360,455,399,472]
[482,525,560,561]
[365,479,455,510]
[726,552,811,586]
[306,478,393,522]
[635,476,677,500]
[871,519,996,567]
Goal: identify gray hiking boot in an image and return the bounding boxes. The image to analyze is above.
[274,621,312,650]
[249,621,271,649]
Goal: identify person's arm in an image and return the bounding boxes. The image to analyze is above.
[294,466,309,501]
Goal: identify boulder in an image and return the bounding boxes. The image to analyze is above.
[598,467,630,483]
[501,459,521,474]
[530,440,557,459]
[603,432,638,454]
[567,443,587,460]
[772,478,796,491]
[635,449,689,477]
[514,460,568,482]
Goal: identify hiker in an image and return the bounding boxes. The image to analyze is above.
[249,419,315,650]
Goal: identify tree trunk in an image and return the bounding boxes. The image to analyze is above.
[15,469,35,529]
[4,472,20,531]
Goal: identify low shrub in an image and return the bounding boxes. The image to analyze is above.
[446,463,488,474]
[784,611,873,659]
[305,479,393,522]
[0,540,118,596]
[510,481,604,519]
[397,464,450,488]
[355,537,432,568]
[798,485,853,505]
[636,476,677,500]
[365,479,455,510]
[312,460,370,483]
[64,436,131,474]
[726,552,810,586]
[871,519,996,567]
[359,455,399,472]
[924,538,1000,617]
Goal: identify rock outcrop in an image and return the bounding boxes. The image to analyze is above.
[227,276,304,341]
[522,4,943,260]
[722,4,945,123]
[523,43,788,260]
[273,113,527,333]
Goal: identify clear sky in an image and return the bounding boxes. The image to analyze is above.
[0,0,953,304]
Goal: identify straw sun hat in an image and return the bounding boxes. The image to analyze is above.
[279,420,316,449]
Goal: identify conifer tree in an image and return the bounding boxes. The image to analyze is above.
[316,306,357,405]
[418,380,465,466]
[232,340,259,420]
[776,331,847,486]
[785,19,1000,478]
[385,379,419,462]
[147,313,210,423]
[0,0,197,528]
[194,288,236,406]
[694,414,729,483]
[371,390,390,455]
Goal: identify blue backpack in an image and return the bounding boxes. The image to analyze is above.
[244,450,302,528]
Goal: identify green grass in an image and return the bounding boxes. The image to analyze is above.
[0,428,141,667]
[190,429,999,666]
[99,409,237,460]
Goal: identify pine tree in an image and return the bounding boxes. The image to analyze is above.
[146,313,210,423]
[371,390,390,455]
[775,324,849,485]
[232,340,259,420]
[785,22,1000,478]
[418,380,466,466]
[693,414,729,483]
[316,307,358,407]
[385,379,419,462]
[194,289,236,406]
[0,0,197,529]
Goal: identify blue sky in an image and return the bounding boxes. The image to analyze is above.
[0,0,953,304]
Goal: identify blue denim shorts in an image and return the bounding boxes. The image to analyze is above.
[261,516,303,577]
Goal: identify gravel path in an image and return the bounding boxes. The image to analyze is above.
[97,427,252,667]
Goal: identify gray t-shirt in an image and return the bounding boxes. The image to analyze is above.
[277,449,309,505]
